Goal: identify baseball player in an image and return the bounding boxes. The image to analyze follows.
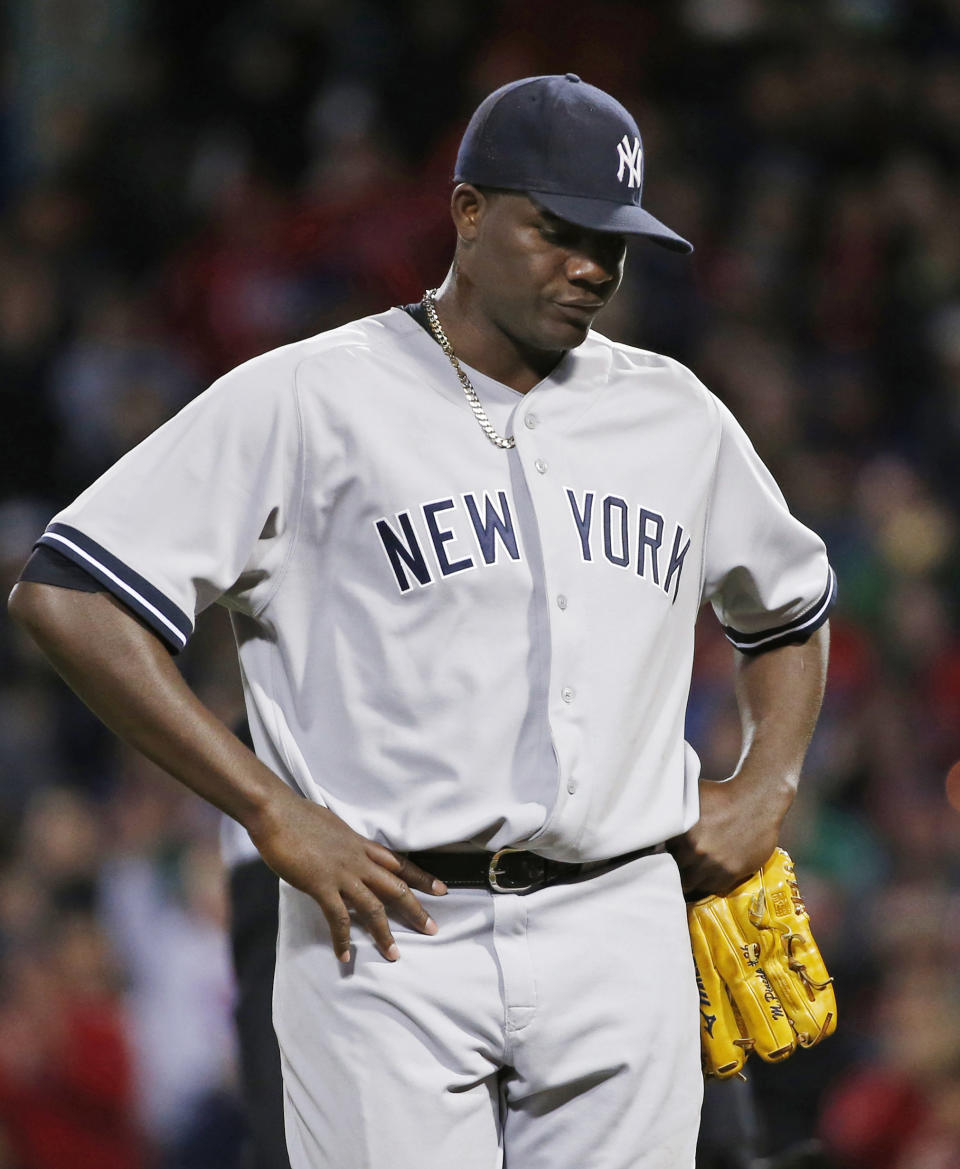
[9,75,833,1169]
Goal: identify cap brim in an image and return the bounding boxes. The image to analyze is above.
[531,190,693,254]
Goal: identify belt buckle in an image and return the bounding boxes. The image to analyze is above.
[487,847,543,893]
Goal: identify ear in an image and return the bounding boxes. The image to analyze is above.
[450,183,487,243]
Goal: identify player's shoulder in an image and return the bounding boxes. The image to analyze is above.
[584,331,723,422]
[218,311,398,387]
[202,309,410,411]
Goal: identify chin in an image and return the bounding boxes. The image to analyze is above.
[540,319,592,350]
[506,313,591,359]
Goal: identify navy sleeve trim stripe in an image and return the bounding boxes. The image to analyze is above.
[722,567,837,655]
[21,544,106,592]
[38,523,193,652]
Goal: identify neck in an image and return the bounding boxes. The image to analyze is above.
[429,272,563,395]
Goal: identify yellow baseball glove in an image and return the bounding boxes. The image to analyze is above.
[687,847,837,1079]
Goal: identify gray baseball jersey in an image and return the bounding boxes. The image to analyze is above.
[39,307,834,862]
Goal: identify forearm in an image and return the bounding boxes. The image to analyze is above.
[730,622,830,811]
[7,582,293,833]
[9,581,445,962]
[671,622,829,894]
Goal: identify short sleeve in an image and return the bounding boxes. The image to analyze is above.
[20,544,106,592]
[702,399,836,655]
[36,350,305,653]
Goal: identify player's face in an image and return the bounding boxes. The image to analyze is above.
[464,191,626,355]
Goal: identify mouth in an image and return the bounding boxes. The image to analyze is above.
[553,300,604,323]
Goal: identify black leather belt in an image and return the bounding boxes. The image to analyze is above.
[405,842,666,895]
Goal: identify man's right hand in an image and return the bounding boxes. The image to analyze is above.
[7,584,447,967]
[247,792,447,963]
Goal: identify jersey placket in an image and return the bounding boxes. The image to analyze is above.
[510,395,591,852]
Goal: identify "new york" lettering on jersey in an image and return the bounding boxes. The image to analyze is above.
[565,489,690,603]
[375,487,691,601]
[375,490,519,592]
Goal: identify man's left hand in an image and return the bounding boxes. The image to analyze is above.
[671,627,830,898]
[668,774,786,898]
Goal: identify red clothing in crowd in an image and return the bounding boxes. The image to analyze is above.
[0,999,145,1169]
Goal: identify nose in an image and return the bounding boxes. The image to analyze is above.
[565,239,624,288]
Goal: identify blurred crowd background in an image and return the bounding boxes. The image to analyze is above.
[1,0,959,1166]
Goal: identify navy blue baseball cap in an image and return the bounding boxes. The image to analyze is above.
[455,73,693,254]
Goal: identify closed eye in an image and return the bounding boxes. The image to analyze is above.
[539,223,577,246]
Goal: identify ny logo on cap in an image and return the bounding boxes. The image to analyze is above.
[616,134,643,189]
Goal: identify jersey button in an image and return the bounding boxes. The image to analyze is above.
[524,414,538,429]
[566,778,578,794]
[534,458,548,474]
[561,686,575,703]
[556,594,568,611]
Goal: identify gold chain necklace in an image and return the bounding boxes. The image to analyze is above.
[422,289,515,451]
